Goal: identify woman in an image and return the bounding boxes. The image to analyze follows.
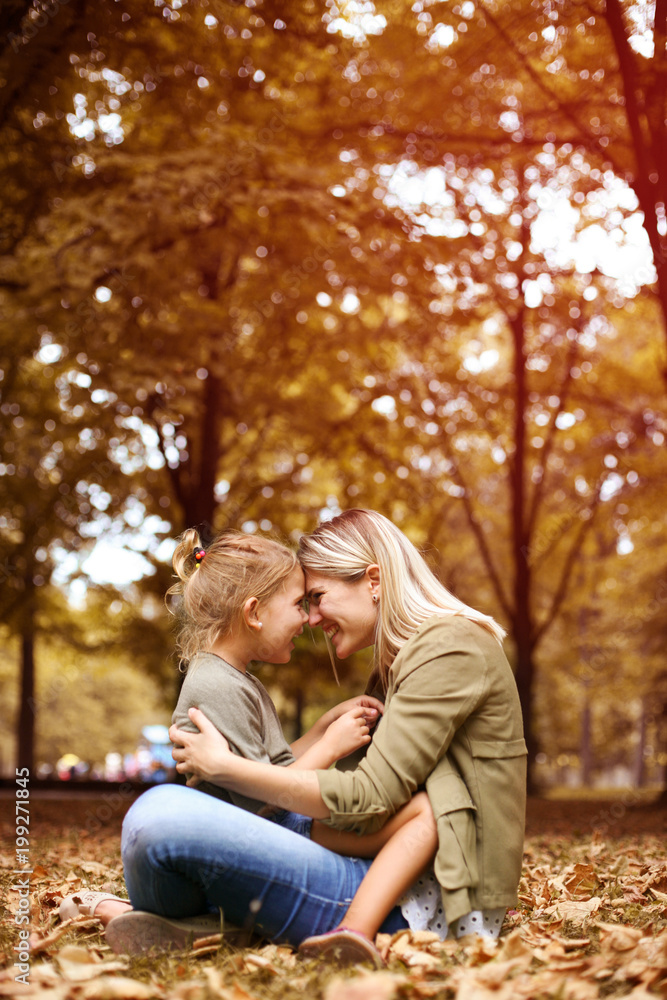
[170,510,527,952]
[78,510,526,959]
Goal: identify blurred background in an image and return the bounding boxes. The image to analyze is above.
[1,0,665,799]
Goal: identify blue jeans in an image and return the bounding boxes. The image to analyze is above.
[121,785,408,945]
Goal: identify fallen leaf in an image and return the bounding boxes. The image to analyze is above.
[523,968,599,999]
[597,922,644,952]
[622,886,648,904]
[407,930,442,946]
[190,933,223,955]
[542,896,602,923]
[225,983,259,1000]
[69,860,117,876]
[496,928,533,963]
[79,975,159,999]
[168,984,205,1000]
[324,972,407,1000]
[451,968,518,1000]
[461,934,499,964]
[242,952,279,974]
[284,978,310,991]
[203,967,228,998]
[169,981,208,1000]
[563,863,599,898]
[56,945,129,982]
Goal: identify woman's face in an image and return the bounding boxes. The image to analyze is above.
[255,566,309,664]
[304,570,378,659]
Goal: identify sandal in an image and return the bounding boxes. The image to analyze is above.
[59,890,131,921]
[298,927,385,967]
[105,910,233,955]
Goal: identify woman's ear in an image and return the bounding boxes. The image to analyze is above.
[242,596,262,632]
[366,563,380,599]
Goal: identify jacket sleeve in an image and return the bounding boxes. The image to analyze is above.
[316,622,488,834]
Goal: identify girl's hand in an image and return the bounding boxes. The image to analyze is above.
[326,695,384,728]
[169,708,233,786]
[322,707,373,760]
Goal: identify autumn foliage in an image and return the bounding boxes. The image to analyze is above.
[1,796,666,999]
[1,2,667,785]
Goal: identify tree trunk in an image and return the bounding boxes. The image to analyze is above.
[655,683,667,805]
[580,692,593,787]
[509,274,537,786]
[513,621,537,791]
[190,372,226,530]
[508,174,539,790]
[633,699,647,788]
[17,625,35,774]
[605,0,667,366]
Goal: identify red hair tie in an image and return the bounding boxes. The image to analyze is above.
[194,547,206,567]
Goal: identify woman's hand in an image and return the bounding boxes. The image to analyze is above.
[172,709,331,820]
[169,708,233,787]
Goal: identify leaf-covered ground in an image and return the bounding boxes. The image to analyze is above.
[1,793,666,1000]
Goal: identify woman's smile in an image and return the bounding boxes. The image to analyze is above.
[305,571,378,658]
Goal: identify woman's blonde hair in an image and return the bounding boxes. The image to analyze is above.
[168,528,298,666]
[298,509,505,688]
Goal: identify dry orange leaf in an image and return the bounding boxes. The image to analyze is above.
[324,972,407,1000]
[597,921,644,952]
[55,944,129,982]
[79,975,159,999]
[541,895,602,922]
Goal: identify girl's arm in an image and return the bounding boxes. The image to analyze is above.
[288,707,374,770]
[170,707,330,818]
[289,696,383,759]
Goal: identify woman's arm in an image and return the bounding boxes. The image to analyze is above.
[317,618,506,833]
[316,623,493,833]
[170,708,331,818]
[170,622,489,830]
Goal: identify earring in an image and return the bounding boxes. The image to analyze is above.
[257,622,263,629]
[372,594,379,605]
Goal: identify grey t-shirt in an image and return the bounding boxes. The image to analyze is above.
[172,652,295,813]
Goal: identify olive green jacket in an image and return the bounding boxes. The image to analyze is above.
[317,616,527,924]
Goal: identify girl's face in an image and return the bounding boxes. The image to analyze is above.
[255,566,309,664]
[304,570,378,659]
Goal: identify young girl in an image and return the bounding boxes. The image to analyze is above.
[62,528,437,965]
[169,529,382,811]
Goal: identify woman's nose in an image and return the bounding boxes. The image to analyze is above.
[308,604,323,627]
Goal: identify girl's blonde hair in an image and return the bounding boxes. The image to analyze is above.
[168,528,298,666]
[298,509,505,688]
